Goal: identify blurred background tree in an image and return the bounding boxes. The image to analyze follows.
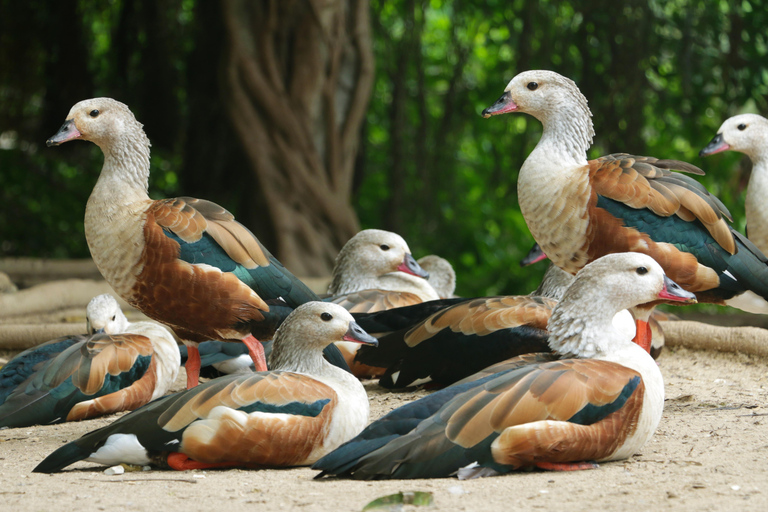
[1,0,767,298]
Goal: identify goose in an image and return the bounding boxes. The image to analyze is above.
[33,302,377,473]
[325,229,437,375]
[0,294,179,428]
[327,229,438,307]
[417,255,457,299]
[700,113,768,254]
[481,70,768,315]
[353,255,653,389]
[46,98,340,389]
[313,253,695,479]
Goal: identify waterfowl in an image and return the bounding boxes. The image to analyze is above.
[325,229,437,374]
[46,98,330,389]
[482,70,768,315]
[327,229,438,305]
[353,258,652,389]
[355,294,553,388]
[313,253,696,479]
[33,302,377,473]
[700,114,768,254]
[417,255,457,299]
[0,294,179,428]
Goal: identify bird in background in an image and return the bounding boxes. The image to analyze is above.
[481,70,768,328]
[46,97,341,389]
[0,294,179,428]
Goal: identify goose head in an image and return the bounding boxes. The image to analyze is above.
[269,302,378,371]
[417,255,456,298]
[46,97,147,151]
[700,114,768,161]
[548,253,696,358]
[86,294,130,335]
[482,70,592,126]
[328,229,429,294]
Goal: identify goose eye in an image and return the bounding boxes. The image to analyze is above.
[738,123,747,131]
[89,109,100,118]
[527,82,538,91]
[320,312,333,322]
[380,244,390,251]
[636,267,648,275]
[111,315,116,321]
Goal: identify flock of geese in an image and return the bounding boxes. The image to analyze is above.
[1,69,767,480]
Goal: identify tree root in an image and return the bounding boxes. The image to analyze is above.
[660,320,768,358]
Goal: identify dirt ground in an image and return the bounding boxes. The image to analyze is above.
[0,345,767,512]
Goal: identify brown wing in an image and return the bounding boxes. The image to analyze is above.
[330,289,424,313]
[42,333,154,395]
[404,296,556,348]
[584,154,732,292]
[590,154,735,253]
[443,359,642,449]
[159,372,339,466]
[152,197,271,269]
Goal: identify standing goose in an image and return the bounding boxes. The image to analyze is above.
[700,114,768,253]
[33,302,377,473]
[0,294,179,428]
[46,98,334,389]
[481,70,768,316]
[313,253,696,479]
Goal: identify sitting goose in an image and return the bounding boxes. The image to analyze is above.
[326,229,437,375]
[0,294,179,428]
[482,70,768,315]
[700,114,768,254]
[33,302,377,473]
[46,98,337,389]
[313,253,695,479]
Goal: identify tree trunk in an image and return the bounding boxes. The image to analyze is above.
[220,0,374,276]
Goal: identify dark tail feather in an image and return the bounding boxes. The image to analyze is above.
[33,441,92,473]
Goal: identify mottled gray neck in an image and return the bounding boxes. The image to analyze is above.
[531,88,594,167]
[532,263,575,300]
[268,320,335,377]
[546,275,628,359]
[95,127,152,199]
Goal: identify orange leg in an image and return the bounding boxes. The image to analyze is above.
[167,452,242,471]
[535,461,599,471]
[185,345,201,389]
[631,319,652,354]
[242,334,268,372]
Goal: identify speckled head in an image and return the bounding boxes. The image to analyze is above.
[46,98,148,151]
[701,113,768,160]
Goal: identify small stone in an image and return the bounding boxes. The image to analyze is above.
[104,465,125,476]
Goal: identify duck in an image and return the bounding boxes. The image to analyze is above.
[325,229,437,375]
[417,255,457,299]
[312,253,696,479]
[46,98,338,389]
[327,229,439,307]
[353,256,654,389]
[700,113,768,254]
[0,294,179,429]
[354,294,553,388]
[32,302,378,473]
[481,70,768,315]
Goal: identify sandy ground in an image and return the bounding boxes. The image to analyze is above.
[0,346,767,512]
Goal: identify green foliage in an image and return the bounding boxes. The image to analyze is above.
[358,0,768,297]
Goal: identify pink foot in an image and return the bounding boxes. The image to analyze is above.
[185,345,201,389]
[242,334,268,371]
